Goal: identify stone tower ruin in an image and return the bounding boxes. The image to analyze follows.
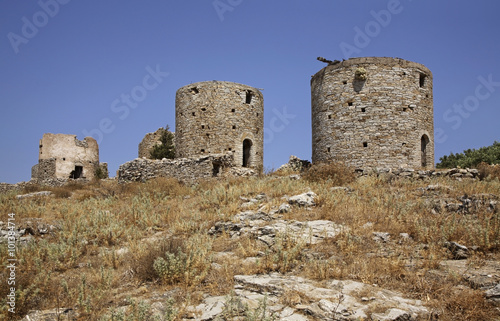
[175,81,264,169]
[31,133,106,181]
[311,57,434,169]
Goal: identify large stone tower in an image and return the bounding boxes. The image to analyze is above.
[311,57,434,169]
[175,81,264,169]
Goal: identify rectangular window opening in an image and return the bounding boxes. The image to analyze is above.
[327,147,331,152]
[419,74,426,87]
[343,80,347,85]
[363,142,368,148]
[201,107,206,111]
[201,149,205,153]
[348,101,353,106]
[231,108,235,112]
[328,115,332,119]
[232,125,236,129]
[192,112,195,116]
[361,108,366,112]
[245,91,253,104]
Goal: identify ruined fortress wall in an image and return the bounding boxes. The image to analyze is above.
[138,128,165,159]
[175,81,264,170]
[311,57,434,169]
[36,133,100,179]
[118,153,234,182]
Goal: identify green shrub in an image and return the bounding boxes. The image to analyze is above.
[153,234,212,285]
[150,125,175,160]
[437,141,500,168]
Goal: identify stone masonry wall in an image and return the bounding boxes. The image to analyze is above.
[175,81,264,170]
[311,57,434,169]
[34,133,101,180]
[117,153,234,182]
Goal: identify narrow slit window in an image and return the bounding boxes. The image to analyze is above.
[232,125,236,129]
[245,91,253,104]
[192,112,195,116]
[328,115,332,119]
[419,73,426,87]
[201,125,205,129]
[327,147,331,152]
[363,142,368,148]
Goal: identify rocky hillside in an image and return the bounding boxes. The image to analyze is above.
[1,163,500,320]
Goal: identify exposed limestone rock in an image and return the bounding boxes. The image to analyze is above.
[288,191,317,207]
[16,191,52,200]
[184,273,428,320]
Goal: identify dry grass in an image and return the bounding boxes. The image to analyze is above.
[302,161,356,185]
[1,173,500,320]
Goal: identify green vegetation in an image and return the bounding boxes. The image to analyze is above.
[150,125,175,160]
[437,141,500,168]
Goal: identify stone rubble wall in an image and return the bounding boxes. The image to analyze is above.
[358,167,480,180]
[117,153,235,182]
[311,57,434,170]
[175,81,264,170]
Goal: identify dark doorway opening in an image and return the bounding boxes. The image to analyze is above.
[70,165,83,179]
[212,162,221,177]
[421,135,430,167]
[243,139,252,167]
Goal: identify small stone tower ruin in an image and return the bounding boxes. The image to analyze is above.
[31,133,106,181]
[175,81,264,169]
[311,57,434,169]
[138,127,174,159]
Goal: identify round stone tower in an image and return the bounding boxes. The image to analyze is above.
[175,80,263,169]
[311,57,434,169]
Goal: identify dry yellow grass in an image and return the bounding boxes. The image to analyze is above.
[0,170,499,320]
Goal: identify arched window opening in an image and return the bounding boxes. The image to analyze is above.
[243,139,252,167]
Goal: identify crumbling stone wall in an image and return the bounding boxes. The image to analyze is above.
[117,153,234,182]
[175,81,264,170]
[32,133,104,181]
[138,128,174,159]
[311,57,434,169]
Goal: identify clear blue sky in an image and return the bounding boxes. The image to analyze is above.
[1,0,499,183]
